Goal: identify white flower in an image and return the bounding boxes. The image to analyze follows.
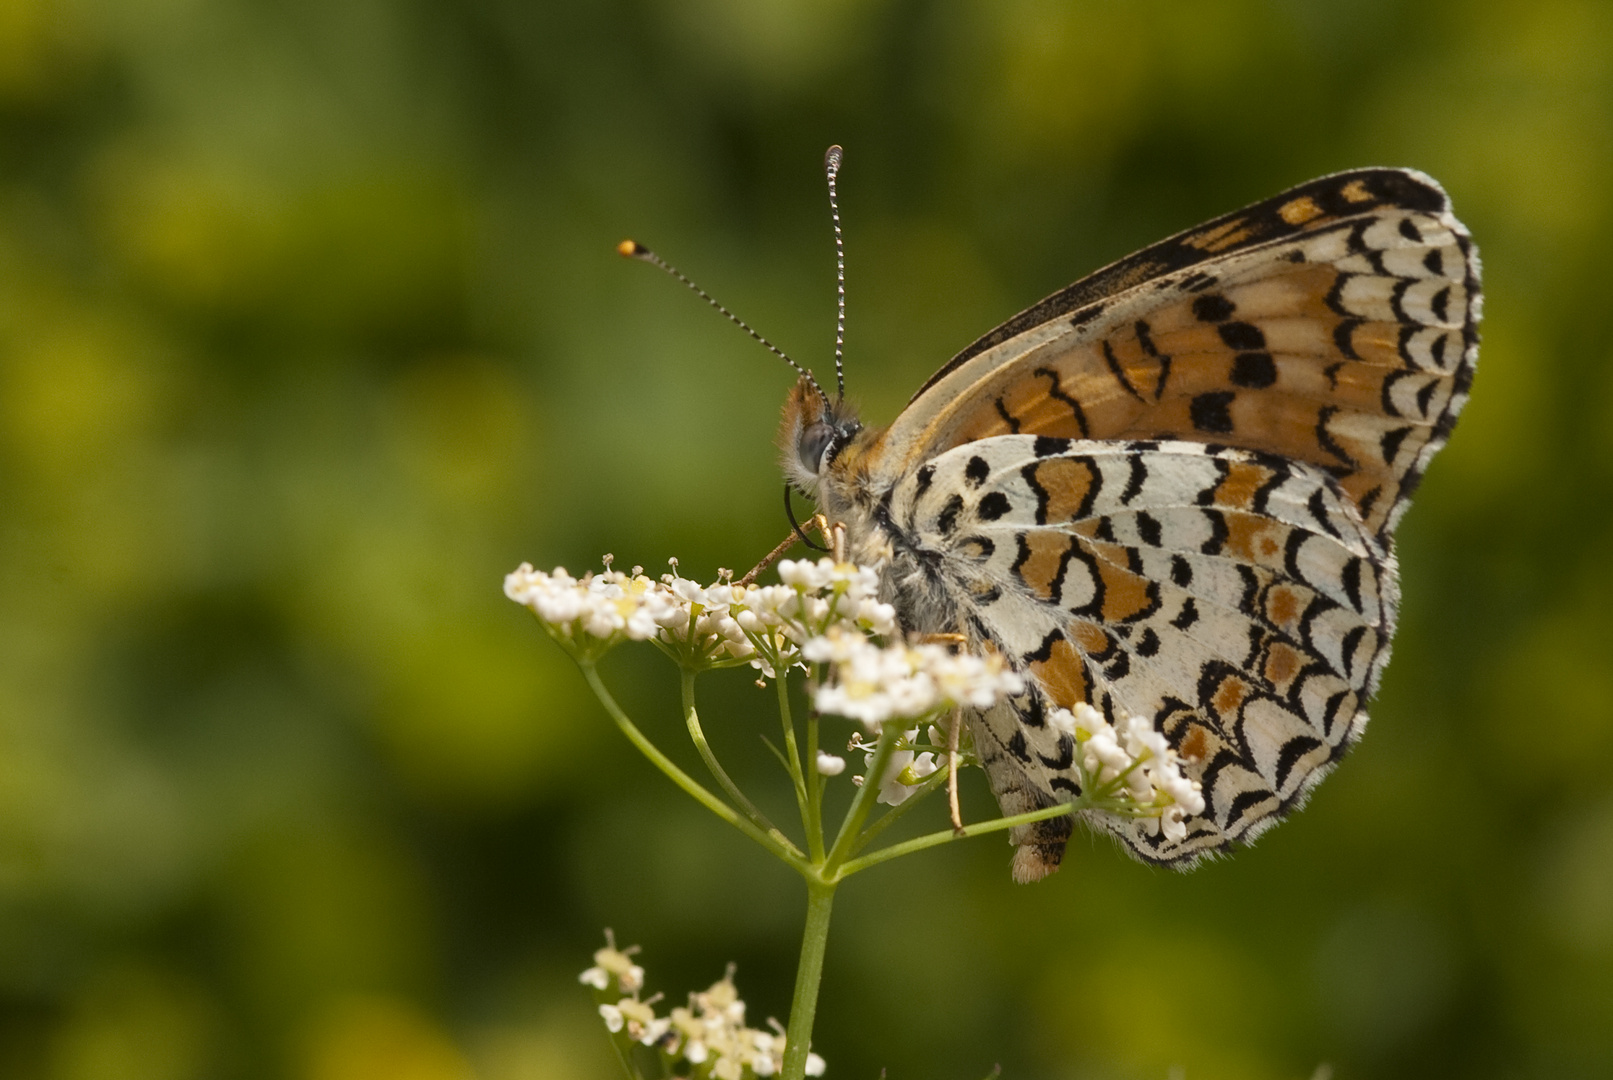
[1051,702,1206,835]
[815,751,846,777]
[505,562,667,658]
[588,944,826,1078]
[579,937,644,994]
[808,630,1024,730]
[509,554,898,676]
[861,732,941,806]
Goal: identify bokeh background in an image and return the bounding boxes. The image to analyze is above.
[2,0,1611,1077]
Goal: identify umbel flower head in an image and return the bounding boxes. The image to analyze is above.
[505,555,896,675]
[804,629,1025,730]
[579,935,825,1078]
[1053,702,1207,840]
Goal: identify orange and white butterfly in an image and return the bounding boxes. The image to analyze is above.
[778,165,1479,880]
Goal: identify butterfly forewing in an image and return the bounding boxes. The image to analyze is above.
[816,167,1477,873]
[871,168,1479,542]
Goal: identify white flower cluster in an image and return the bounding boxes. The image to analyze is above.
[862,727,941,806]
[504,563,663,659]
[805,629,1025,731]
[1052,702,1207,840]
[581,940,824,1078]
[505,556,897,674]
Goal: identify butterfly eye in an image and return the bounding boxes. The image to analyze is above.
[798,421,838,475]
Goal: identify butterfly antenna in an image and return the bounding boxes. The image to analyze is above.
[824,144,847,399]
[616,239,828,401]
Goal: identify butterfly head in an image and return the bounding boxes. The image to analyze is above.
[778,376,861,496]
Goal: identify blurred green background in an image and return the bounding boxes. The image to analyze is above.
[1,0,1610,1077]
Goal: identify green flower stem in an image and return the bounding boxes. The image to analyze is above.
[678,670,795,849]
[805,708,826,862]
[823,724,902,876]
[778,677,826,862]
[836,798,1082,878]
[579,663,805,865]
[772,676,812,841]
[607,1028,641,1080]
[780,879,836,1080]
[847,758,954,857]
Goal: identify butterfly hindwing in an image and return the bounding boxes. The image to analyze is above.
[884,434,1395,871]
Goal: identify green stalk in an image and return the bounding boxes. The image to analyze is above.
[837,798,1081,877]
[848,758,953,856]
[780,879,836,1080]
[579,663,804,865]
[823,724,901,876]
[778,676,825,861]
[679,669,793,847]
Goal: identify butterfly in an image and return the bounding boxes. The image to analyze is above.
[780,167,1480,879]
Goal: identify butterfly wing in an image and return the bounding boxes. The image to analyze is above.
[862,168,1480,542]
[885,434,1393,874]
[839,168,1477,872]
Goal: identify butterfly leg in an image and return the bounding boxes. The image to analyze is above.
[944,706,964,834]
[738,531,803,586]
[812,514,847,561]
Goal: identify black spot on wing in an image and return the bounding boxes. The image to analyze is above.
[965,456,990,486]
[978,492,1011,521]
[1120,456,1147,504]
[1136,627,1160,657]
[1193,294,1235,322]
[1007,729,1032,763]
[1200,509,1230,556]
[1231,352,1277,389]
[914,464,935,498]
[1170,555,1192,587]
[1135,511,1162,546]
[1171,598,1199,630]
[1218,322,1266,350]
[1380,425,1413,465]
[1191,392,1237,434]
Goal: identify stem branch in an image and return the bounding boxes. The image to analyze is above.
[838,799,1081,877]
[679,670,794,849]
[580,663,804,865]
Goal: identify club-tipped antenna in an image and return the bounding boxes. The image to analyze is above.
[824,144,847,399]
[616,239,827,401]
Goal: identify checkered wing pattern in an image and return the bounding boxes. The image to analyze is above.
[886,435,1394,871]
[823,168,1479,874]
